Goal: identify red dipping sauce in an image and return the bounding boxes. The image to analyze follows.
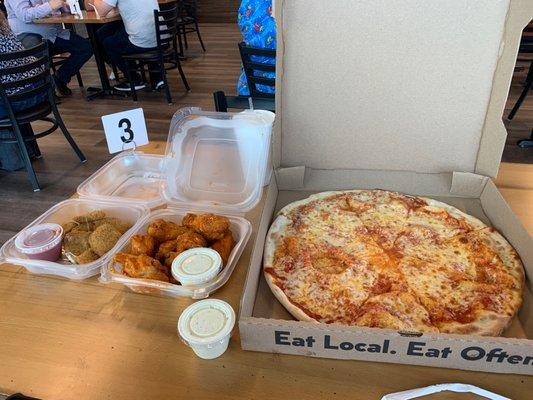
[15,223,64,261]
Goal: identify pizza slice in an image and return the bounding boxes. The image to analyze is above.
[355,291,438,333]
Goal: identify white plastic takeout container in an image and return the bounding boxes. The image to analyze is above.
[178,299,236,359]
[101,108,274,298]
[77,151,166,209]
[101,208,251,298]
[0,199,148,280]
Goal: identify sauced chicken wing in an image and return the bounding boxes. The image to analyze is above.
[147,219,189,242]
[211,231,236,266]
[175,231,207,254]
[182,213,230,241]
[114,253,169,282]
[155,239,177,261]
[130,234,158,257]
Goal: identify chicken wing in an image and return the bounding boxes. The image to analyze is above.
[130,234,158,257]
[155,239,177,261]
[147,219,189,242]
[182,213,230,241]
[113,253,169,282]
[211,231,235,266]
[175,231,207,254]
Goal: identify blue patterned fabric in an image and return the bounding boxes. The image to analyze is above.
[237,0,276,96]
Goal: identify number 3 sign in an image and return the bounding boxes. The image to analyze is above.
[101,108,149,154]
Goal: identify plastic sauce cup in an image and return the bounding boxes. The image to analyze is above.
[178,299,235,359]
[171,248,222,286]
[15,223,63,261]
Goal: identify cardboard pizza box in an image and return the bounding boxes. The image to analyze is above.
[239,0,533,375]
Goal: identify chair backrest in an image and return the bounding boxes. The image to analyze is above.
[179,0,198,19]
[0,41,52,114]
[213,91,275,113]
[154,5,178,52]
[238,41,275,99]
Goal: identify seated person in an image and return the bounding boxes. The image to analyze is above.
[0,12,45,169]
[5,0,93,96]
[92,0,162,91]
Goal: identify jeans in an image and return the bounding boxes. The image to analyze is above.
[97,23,162,83]
[0,90,48,119]
[48,32,93,84]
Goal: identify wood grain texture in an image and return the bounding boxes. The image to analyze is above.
[197,0,241,23]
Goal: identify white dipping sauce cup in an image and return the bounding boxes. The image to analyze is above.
[178,299,235,359]
[171,247,222,286]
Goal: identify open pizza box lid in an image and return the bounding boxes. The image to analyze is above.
[272,0,533,183]
[162,108,275,214]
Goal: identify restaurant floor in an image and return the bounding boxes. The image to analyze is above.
[0,22,531,244]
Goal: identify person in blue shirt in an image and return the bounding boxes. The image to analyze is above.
[4,0,93,96]
[237,0,276,96]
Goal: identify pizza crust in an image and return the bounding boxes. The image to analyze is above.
[263,189,525,336]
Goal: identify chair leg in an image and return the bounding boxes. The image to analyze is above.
[176,58,190,92]
[12,122,40,191]
[177,28,184,56]
[158,61,172,104]
[140,63,148,86]
[194,21,206,52]
[507,81,532,120]
[183,25,188,49]
[23,123,42,158]
[51,105,87,163]
[111,63,120,80]
[125,60,138,102]
[76,72,84,88]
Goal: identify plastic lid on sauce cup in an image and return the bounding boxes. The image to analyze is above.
[177,299,235,359]
[15,223,63,256]
[171,248,222,286]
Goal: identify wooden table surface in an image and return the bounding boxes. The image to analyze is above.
[0,150,532,400]
[33,10,121,25]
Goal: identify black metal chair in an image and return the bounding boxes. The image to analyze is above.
[177,0,206,55]
[213,91,274,112]
[507,28,533,121]
[0,41,86,191]
[239,42,275,99]
[123,5,190,104]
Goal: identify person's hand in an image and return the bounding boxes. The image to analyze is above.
[49,0,66,11]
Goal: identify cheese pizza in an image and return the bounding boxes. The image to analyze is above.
[263,190,524,336]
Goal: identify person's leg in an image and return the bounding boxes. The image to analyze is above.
[49,32,93,85]
[102,27,145,85]
[16,33,43,49]
[96,20,125,65]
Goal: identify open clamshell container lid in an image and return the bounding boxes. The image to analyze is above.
[77,152,166,209]
[162,108,275,214]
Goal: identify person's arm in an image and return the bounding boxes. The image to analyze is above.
[90,0,115,17]
[8,0,65,23]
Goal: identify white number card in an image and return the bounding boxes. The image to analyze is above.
[101,108,149,154]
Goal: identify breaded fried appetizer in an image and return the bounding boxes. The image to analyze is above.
[63,230,91,256]
[155,239,177,261]
[130,234,157,257]
[94,217,132,234]
[147,219,189,242]
[114,253,169,282]
[211,231,235,266]
[163,251,179,268]
[76,249,100,264]
[73,210,106,224]
[175,231,207,254]
[182,213,230,241]
[89,223,122,257]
